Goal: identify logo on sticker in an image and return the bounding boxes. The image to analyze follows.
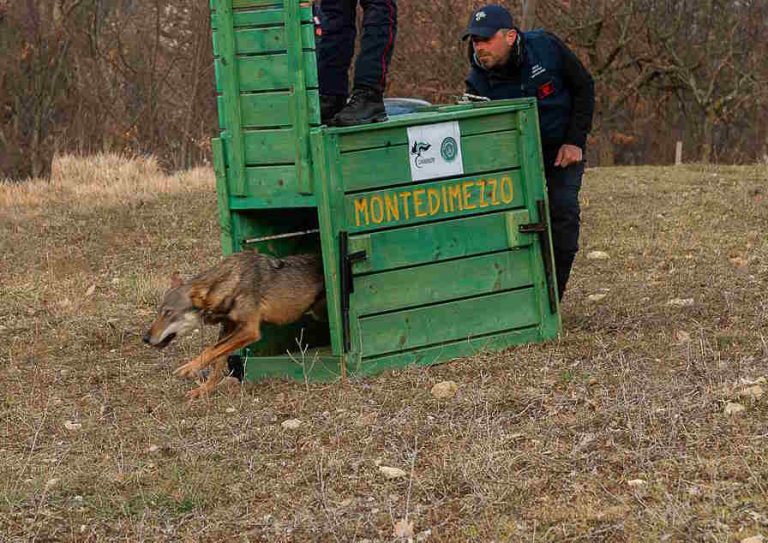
[440,137,458,162]
[410,141,435,168]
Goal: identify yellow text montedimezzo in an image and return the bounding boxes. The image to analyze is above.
[351,175,515,227]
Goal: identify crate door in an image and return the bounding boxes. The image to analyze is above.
[316,105,560,375]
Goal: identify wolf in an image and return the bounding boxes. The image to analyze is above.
[143,250,326,399]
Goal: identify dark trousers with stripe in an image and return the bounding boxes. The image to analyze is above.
[543,147,585,300]
[317,0,397,97]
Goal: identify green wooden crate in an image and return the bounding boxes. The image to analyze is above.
[209,0,560,382]
[313,102,561,377]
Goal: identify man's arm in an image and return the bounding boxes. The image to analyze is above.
[549,32,594,150]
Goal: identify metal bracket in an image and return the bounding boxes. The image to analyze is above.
[518,200,558,313]
[339,231,367,352]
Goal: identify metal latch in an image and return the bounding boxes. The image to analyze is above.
[339,231,367,352]
[518,200,558,313]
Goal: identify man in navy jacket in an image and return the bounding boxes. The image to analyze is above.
[463,4,594,301]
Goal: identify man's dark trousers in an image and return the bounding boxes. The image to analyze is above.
[317,0,397,96]
[542,147,584,300]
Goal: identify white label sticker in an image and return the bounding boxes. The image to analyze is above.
[406,121,464,182]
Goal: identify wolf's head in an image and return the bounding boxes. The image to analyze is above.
[142,272,200,349]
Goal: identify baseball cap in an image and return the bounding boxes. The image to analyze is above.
[462,4,515,40]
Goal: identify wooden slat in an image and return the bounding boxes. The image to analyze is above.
[355,288,539,357]
[218,89,320,128]
[212,138,235,256]
[243,352,343,383]
[211,6,313,28]
[351,250,533,316]
[229,194,317,209]
[338,113,518,153]
[347,210,532,274]
[342,169,524,232]
[339,131,520,193]
[242,128,295,165]
[353,326,542,375]
[214,1,247,195]
[214,53,318,92]
[284,0,314,194]
[232,0,283,8]
[224,164,321,205]
[212,24,314,56]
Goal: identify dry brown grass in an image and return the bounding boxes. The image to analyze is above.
[1,155,767,542]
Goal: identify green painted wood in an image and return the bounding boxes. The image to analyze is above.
[212,138,235,256]
[347,210,529,274]
[351,250,534,316]
[243,352,343,384]
[242,128,296,165]
[218,90,320,128]
[232,0,291,9]
[211,6,313,28]
[339,131,520,193]
[342,169,524,232]
[212,0,247,196]
[327,99,536,135]
[223,164,319,204]
[215,53,318,93]
[350,326,543,377]
[353,288,539,358]
[516,106,561,334]
[312,130,345,357]
[337,113,518,153]
[505,209,533,248]
[228,195,317,209]
[285,0,314,195]
[212,24,314,56]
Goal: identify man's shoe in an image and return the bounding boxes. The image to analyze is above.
[332,88,387,126]
[320,95,346,125]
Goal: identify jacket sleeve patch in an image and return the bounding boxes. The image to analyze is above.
[537,80,555,100]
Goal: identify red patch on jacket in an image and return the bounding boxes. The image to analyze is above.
[537,81,555,100]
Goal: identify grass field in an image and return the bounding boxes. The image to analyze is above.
[1,154,767,542]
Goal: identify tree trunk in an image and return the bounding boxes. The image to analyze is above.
[598,132,615,167]
[522,0,538,30]
[701,109,715,163]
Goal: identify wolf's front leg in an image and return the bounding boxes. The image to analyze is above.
[174,320,260,380]
[186,356,229,400]
[174,320,236,379]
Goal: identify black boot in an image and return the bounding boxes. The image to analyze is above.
[332,88,387,126]
[320,95,346,125]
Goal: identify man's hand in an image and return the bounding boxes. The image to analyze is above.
[554,144,583,168]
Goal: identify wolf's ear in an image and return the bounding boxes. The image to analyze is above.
[170,271,183,289]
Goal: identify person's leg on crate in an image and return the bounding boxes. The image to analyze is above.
[332,0,397,126]
[317,0,357,124]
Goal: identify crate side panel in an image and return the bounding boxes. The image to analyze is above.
[355,288,539,357]
[339,132,520,193]
[226,53,318,92]
[351,250,534,316]
[218,90,320,128]
[230,24,315,55]
[347,211,527,274]
[343,169,524,233]
[241,128,297,165]
[337,114,518,153]
[353,326,544,376]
